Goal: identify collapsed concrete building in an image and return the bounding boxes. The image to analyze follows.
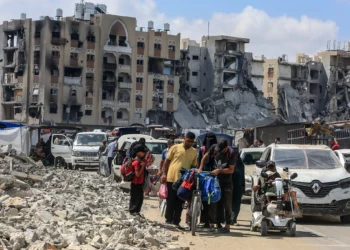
[175,36,276,129]
[263,57,327,123]
[317,50,350,121]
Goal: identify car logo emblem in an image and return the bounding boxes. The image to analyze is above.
[312,183,321,194]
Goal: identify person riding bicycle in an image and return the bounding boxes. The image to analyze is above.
[199,139,238,233]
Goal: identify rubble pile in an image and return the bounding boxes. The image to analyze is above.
[0,157,182,250]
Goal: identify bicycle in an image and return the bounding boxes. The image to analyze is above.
[188,171,212,236]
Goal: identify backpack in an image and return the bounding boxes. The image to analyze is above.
[120,159,135,182]
[202,176,221,204]
[211,146,235,161]
[177,170,196,201]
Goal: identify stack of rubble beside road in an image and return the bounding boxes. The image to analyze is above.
[0,155,184,250]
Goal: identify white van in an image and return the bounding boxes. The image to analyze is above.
[51,132,107,169]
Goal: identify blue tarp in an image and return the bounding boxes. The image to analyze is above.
[0,122,24,130]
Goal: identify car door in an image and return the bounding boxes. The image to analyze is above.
[51,134,72,163]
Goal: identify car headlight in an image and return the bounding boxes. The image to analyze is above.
[340,178,350,189]
[72,151,81,157]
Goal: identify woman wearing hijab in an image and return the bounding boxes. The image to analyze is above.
[198,132,217,228]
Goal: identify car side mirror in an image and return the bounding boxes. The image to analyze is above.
[345,162,350,173]
[260,172,268,178]
[256,160,267,168]
[290,173,298,180]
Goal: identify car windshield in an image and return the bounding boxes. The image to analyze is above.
[273,148,342,169]
[145,142,167,154]
[74,134,105,146]
[242,152,263,164]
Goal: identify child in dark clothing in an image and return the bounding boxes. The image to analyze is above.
[129,145,146,215]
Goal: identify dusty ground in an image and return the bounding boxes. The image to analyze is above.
[142,197,350,250]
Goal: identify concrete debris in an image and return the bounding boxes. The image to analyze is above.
[0,156,181,250]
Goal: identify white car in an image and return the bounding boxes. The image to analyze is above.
[51,132,107,169]
[240,148,265,196]
[112,138,167,190]
[251,144,350,223]
[334,149,350,167]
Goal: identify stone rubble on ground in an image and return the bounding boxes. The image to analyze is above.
[0,156,187,250]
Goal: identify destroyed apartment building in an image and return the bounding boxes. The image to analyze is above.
[0,2,181,127]
[263,56,327,123]
[176,36,276,129]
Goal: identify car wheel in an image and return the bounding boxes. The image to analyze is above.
[54,157,66,169]
[340,215,350,224]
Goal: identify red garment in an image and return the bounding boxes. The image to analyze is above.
[332,143,340,151]
[132,160,144,185]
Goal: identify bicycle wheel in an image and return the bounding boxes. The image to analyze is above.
[191,195,200,236]
[160,199,167,217]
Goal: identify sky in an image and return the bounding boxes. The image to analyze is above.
[0,0,349,60]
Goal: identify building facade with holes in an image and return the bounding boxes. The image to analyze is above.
[0,9,180,126]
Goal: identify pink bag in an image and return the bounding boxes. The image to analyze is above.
[158,183,168,199]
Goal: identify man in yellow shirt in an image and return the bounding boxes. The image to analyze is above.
[163,132,197,228]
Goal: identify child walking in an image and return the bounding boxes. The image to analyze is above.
[129,145,146,215]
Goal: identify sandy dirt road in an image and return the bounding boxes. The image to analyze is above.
[142,197,350,250]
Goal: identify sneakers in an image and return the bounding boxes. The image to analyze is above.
[184,222,190,229]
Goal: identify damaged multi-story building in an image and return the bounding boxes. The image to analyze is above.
[317,48,350,121]
[0,2,180,127]
[176,36,276,129]
[262,56,327,123]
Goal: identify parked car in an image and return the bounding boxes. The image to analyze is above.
[251,144,350,223]
[334,149,350,167]
[111,127,140,136]
[51,132,107,170]
[115,134,154,165]
[111,138,167,190]
[240,147,265,196]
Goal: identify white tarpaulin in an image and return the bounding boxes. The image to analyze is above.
[0,127,31,155]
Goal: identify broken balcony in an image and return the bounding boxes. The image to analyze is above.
[64,67,82,86]
[118,73,132,89]
[101,108,114,124]
[118,90,130,108]
[103,53,117,70]
[102,88,115,107]
[116,109,129,126]
[118,54,131,71]
[215,39,241,55]
[2,86,22,104]
[62,105,82,123]
[148,58,179,76]
[153,79,164,93]
[152,95,164,110]
[2,73,17,86]
[4,33,18,50]
[103,71,116,88]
